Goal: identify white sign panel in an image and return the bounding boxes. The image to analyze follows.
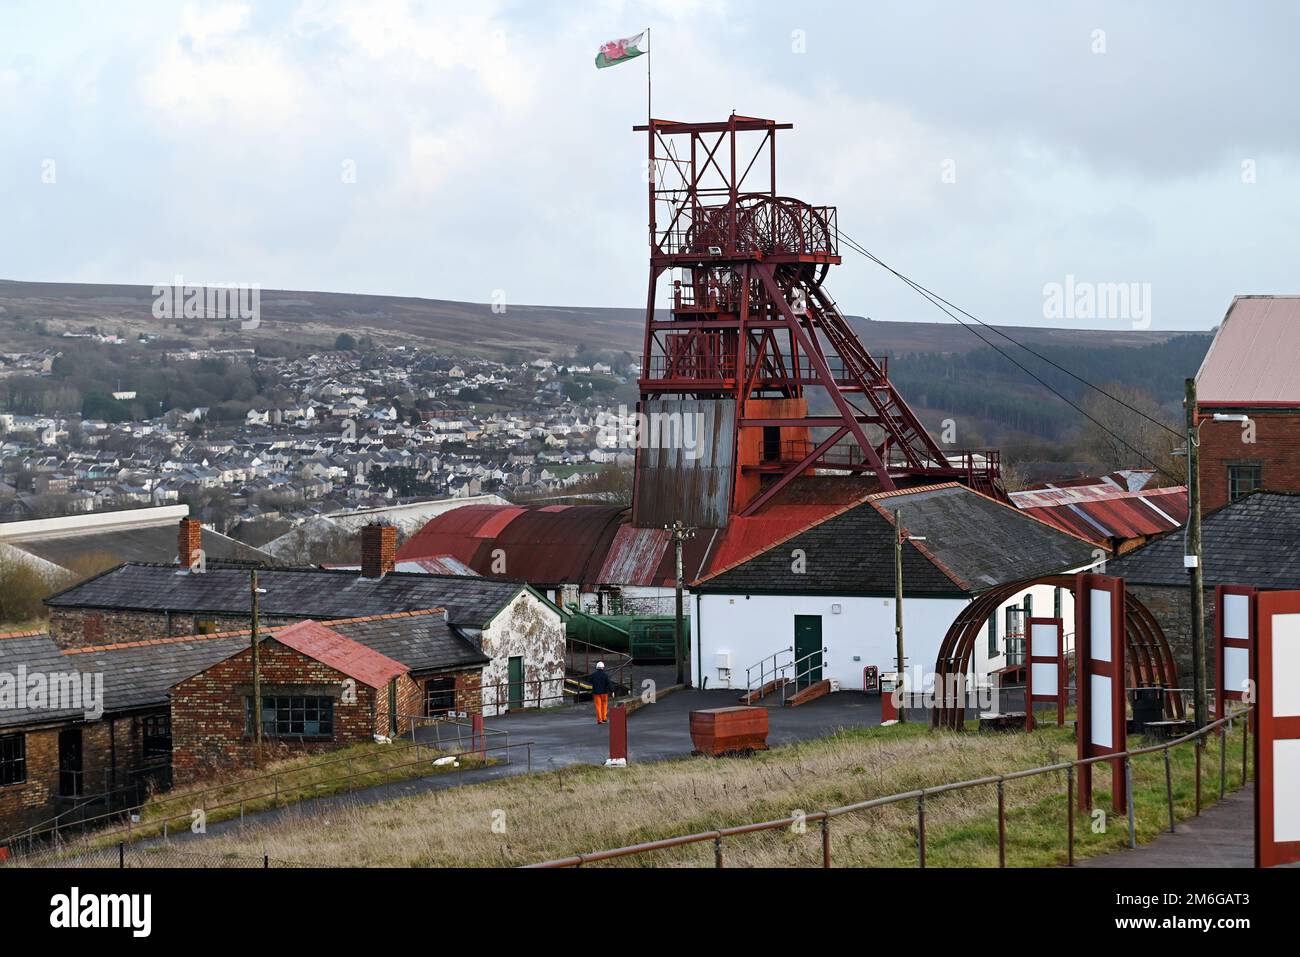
[1223,593,1251,640]
[1223,646,1249,697]
[1089,590,1112,663]
[1031,662,1058,696]
[1030,622,1058,657]
[1273,613,1300,718]
[1090,674,1113,748]
[1273,739,1300,842]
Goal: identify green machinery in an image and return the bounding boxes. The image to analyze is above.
[564,609,689,662]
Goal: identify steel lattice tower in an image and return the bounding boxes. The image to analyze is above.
[631,115,1001,528]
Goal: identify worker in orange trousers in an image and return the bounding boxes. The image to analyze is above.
[589,660,612,724]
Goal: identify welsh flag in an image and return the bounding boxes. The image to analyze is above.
[595,30,647,69]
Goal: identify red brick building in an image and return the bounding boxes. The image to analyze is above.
[1196,296,1300,510]
[0,610,489,838]
[169,620,420,781]
[42,521,566,716]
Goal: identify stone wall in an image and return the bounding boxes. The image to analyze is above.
[477,590,566,716]
[1126,582,1217,689]
[48,608,297,652]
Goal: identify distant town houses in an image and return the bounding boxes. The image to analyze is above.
[0,343,634,531]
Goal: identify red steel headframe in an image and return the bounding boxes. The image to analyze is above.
[631,115,1001,523]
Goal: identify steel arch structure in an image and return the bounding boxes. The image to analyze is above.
[931,574,1183,730]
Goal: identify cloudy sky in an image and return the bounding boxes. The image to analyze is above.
[2,0,1297,332]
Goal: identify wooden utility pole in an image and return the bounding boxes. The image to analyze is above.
[251,569,263,748]
[894,508,906,723]
[1185,377,1207,728]
[667,520,697,687]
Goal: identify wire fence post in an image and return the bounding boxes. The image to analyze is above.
[118,841,124,869]
[1242,714,1249,786]
[996,777,1006,868]
[820,817,831,868]
[713,836,723,868]
[1125,756,1136,849]
[1066,764,1075,867]
[1195,740,1203,815]
[916,794,926,869]
[1219,725,1227,799]
[1163,746,1175,833]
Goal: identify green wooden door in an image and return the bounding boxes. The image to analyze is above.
[793,615,823,687]
[507,656,524,710]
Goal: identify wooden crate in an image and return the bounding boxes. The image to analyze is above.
[690,706,769,756]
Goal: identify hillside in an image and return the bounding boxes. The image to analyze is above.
[0,280,1211,449]
[0,279,1200,361]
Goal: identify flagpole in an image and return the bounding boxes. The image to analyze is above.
[646,27,652,126]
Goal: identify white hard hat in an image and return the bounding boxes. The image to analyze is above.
[596,661,605,669]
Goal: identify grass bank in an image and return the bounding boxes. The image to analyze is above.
[134,718,1251,867]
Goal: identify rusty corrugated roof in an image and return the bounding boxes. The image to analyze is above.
[397,503,628,588]
[597,524,672,586]
[1012,485,1186,544]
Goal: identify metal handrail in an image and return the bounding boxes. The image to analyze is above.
[527,705,1253,868]
[744,646,793,694]
[780,646,829,704]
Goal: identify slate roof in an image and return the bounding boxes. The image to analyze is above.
[44,564,529,629]
[697,484,1097,595]
[1107,491,1300,587]
[2,609,488,728]
[871,485,1098,589]
[328,612,487,675]
[0,632,91,729]
[65,633,250,717]
[698,496,963,596]
[270,620,408,688]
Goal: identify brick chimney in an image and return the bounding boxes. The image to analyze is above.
[178,518,203,569]
[361,523,397,579]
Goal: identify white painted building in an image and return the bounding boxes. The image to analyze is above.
[689,485,1099,698]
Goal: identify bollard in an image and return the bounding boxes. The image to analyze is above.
[609,704,628,762]
[881,687,898,723]
[472,713,486,758]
